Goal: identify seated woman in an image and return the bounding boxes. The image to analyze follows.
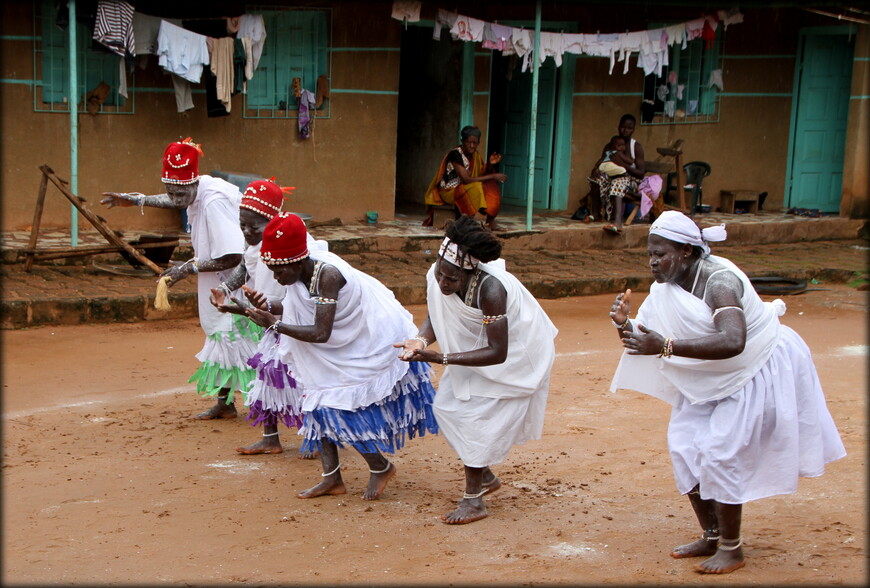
[424,126,506,230]
[592,114,646,234]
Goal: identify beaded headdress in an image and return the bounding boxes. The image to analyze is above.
[260,212,309,265]
[241,177,295,220]
[161,137,202,185]
[438,237,479,270]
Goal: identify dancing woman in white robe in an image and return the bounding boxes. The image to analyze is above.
[609,211,845,575]
[397,215,557,525]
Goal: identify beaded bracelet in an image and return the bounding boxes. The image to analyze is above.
[412,335,429,347]
[268,320,283,334]
[611,315,629,329]
[442,354,449,366]
[314,297,337,305]
[482,314,506,325]
[659,337,674,358]
[266,299,272,314]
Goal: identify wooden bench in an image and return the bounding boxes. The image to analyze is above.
[719,190,761,214]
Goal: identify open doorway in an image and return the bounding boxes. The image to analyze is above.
[394,26,463,217]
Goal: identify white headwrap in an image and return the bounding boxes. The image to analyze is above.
[438,237,479,270]
[649,210,727,257]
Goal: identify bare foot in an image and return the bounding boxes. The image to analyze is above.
[297,449,320,460]
[671,538,719,559]
[441,497,488,525]
[694,546,745,574]
[236,438,283,455]
[193,403,237,420]
[481,477,502,496]
[362,463,396,501]
[297,478,347,499]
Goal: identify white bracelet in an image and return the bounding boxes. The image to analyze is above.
[412,335,429,347]
[611,315,629,329]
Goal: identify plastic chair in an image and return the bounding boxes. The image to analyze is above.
[683,161,711,213]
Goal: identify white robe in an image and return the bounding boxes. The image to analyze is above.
[278,250,416,413]
[427,260,558,467]
[610,255,845,503]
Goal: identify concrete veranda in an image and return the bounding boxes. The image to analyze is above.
[1,208,867,329]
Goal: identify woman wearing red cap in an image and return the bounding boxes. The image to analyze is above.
[207,178,317,457]
[243,212,439,500]
[101,138,254,419]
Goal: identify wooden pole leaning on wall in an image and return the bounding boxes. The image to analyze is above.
[24,165,164,275]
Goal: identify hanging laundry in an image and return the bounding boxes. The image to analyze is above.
[562,33,586,55]
[170,73,194,112]
[641,99,656,123]
[687,99,698,114]
[391,1,421,23]
[664,100,676,118]
[226,16,240,34]
[675,84,685,99]
[93,0,135,57]
[157,20,209,83]
[232,39,246,95]
[133,12,180,56]
[717,8,744,28]
[668,70,678,85]
[702,16,717,49]
[656,84,669,102]
[539,32,565,66]
[204,69,230,118]
[685,17,705,41]
[510,28,535,72]
[433,9,457,41]
[298,89,317,139]
[708,69,724,90]
[450,14,485,42]
[208,36,235,112]
[482,22,512,51]
[241,37,254,82]
[664,23,687,49]
[237,14,266,71]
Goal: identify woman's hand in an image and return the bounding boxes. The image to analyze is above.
[242,285,269,311]
[489,152,502,165]
[245,306,277,329]
[609,289,632,326]
[100,192,136,208]
[159,261,193,287]
[209,287,244,314]
[394,339,425,361]
[397,347,441,364]
[620,323,664,355]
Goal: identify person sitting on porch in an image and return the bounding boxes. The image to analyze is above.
[424,126,506,230]
[593,114,646,234]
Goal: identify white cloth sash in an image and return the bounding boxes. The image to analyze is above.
[426,259,558,401]
[610,255,784,405]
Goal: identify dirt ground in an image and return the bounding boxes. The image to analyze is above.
[2,288,866,586]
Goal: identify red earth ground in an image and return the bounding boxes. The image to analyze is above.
[2,288,866,585]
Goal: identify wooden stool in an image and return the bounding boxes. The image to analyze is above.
[720,190,761,214]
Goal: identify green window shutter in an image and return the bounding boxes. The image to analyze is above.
[245,9,329,112]
[39,0,124,107]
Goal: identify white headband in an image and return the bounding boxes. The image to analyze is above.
[438,237,479,270]
[649,210,727,257]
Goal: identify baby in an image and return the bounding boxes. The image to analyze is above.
[598,135,635,178]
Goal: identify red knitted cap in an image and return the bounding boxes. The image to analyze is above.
[161,138,202,185]
[240,178,294,220]
[260,212,309,265]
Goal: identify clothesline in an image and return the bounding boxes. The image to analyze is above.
[390,1,744,77]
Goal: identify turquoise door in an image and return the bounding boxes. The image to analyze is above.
[788,30,854,212]
[500,61,557,208]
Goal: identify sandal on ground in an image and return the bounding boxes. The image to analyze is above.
[603,224,622,234]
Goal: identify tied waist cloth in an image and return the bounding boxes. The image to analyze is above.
[598,174,638,222]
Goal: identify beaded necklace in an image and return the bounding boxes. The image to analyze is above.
[463,269,481,307]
